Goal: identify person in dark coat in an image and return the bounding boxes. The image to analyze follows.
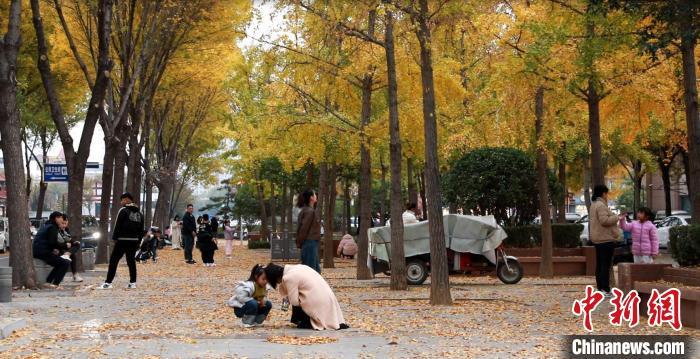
[32,211,71,287]
[197,214,217,266]
[210,216,219,237]
[181,204,197,264]
[99,193,145,289]
[296,189,321,273]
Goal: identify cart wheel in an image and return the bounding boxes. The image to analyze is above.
[406,259,428,285]
[497,258,523,284]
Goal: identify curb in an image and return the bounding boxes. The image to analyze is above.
[0,318,26,339]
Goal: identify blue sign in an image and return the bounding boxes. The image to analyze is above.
[44,164,69,182]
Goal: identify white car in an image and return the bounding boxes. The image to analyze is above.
[0,217,8,253]
[577,216,590,246]
[656,215,692,249]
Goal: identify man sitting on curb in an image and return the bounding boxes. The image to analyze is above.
[32,211,71,289]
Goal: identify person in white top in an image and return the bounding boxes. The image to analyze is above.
[402,202,420,224]
[170,216,182,250]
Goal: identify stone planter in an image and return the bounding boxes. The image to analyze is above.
[0,266,11,302]
[618,263,700,328]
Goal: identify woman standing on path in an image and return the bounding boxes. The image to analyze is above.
[264,263,348,330]
[589,185,621,297]
[170,216,182,250]
[197,214,218,266]
[223,220,234,258]
[295,189,321,273]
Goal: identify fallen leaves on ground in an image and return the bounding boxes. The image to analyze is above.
[266,335,338,345]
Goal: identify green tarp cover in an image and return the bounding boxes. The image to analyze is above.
[368,214,507,262]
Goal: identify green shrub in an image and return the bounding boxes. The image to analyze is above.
[248,240,271,250]
[504,226,538,248]
[552,224,583,248]
[670,225,700,266]
[504,224,582,248]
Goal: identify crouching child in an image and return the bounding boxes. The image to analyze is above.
[227,264,272,327]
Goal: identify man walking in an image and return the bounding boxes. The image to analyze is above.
[182,204,197,264]
[99,193,145,289]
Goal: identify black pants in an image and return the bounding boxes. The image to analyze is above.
[106,240,138,284]
[35,253,70,285]
[183,234,194,261]
[594,242,616,292]
[200,248,215,263]
[290,305,312,329]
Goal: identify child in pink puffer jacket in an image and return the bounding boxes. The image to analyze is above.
[618,207,659,264]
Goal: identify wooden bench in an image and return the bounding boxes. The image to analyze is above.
[507,246,596,276]
[247,232,262,242]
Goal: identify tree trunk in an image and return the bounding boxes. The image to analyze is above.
[587,81,605,187]
[318,163,328,224]
[111,144,126,230]
[385,7,407,291]
[419,169,427,218]
[583,158,592,211]
[680,28,700,223]
[287,183,294,246]
[126,132,142,203]
[97,139,115,264]
[415,0,451,304]
[407,157,418,205]
[633,160,643,215]
[344,178,351,234]
[36,129,49,219]
[256,178,269,241]
[323,166,337,269]
[379,155,388,225]
[280,181,287,240]
[356,74,374,280]
[144,180,153,227]
[660,160,672,217]
[535,87,554,278]
[0,0,37,288]
[270,183,277,235]
[557,156,567,223]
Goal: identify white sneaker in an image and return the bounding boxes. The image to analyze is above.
[210,263,216,267]
[98,283,113,289]
[127,282,137,289]
[203,263,209,267]
[61,254,72,262]
[73,275,84,282]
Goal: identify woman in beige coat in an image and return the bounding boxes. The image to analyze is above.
[264,263,348,330]
[589,185,621,296]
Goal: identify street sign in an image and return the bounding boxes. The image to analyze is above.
[44,164,69,182]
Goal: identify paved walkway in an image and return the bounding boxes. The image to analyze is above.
[0,244,698,358]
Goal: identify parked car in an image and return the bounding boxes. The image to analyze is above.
[81,215,101,249]
[656,215,692,249]
[577,216,590,246]
[654,210,689,225]
[0,217,8,253]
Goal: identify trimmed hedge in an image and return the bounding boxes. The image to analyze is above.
[504,224,583,248]
[248,240,271,249]
[670,225,700,266]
